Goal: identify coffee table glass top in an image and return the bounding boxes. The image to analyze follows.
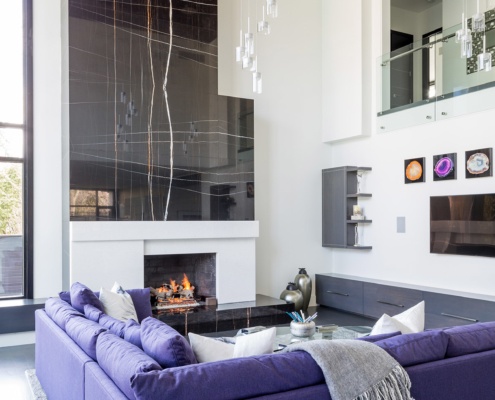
[235,325,372,351]
[274,325,372,348]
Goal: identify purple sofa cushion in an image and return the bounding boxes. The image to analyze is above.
[65,316,106,360]
[374,329,448,367]
[70,282,103,313]
[124,319,143,349]
[445,321,495,357]
[99,313,126,338]
[141,317,197,368]
[357,331,401,343]
[59,291,71,304]
[96,331,161,399]
[131,351,325,400]
[44,297,84,331]
[126,288,152,323]
[84,304,103,322]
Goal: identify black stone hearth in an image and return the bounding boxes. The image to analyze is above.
[154,295,294,335]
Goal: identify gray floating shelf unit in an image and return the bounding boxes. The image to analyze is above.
[322,166,372,249]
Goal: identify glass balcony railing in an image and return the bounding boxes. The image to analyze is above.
[378,13,495,130]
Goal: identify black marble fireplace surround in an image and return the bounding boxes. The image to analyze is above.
[69,0,254,222]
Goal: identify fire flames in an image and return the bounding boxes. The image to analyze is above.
[154,273,195,302]
[157,273,192,294]
[151,273,199,312]
[182,273,191,290]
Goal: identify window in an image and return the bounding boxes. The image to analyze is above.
[0,1,33,299]
[70,190,115,221]
[422,28,442,100]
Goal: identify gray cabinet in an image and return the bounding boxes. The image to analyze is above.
[423,292,495,328]
[316,275,364,314]
[316,274,495,329]
[363,282,422,319]
[322,166,372,249]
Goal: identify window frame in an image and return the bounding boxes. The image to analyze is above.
[70,189,115,221]
[24,0,34,299]
[0,0,33,300]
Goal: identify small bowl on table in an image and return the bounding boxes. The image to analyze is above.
[290,320,316,337]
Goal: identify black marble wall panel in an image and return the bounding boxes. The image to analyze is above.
[68,0,254,221]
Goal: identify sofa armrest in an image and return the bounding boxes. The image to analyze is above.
[406,348,495,400]
[35,309,94,400]
[85,362,128,400]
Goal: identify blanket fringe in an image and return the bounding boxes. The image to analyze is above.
[356,365,414,400]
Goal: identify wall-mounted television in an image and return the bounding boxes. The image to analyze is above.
[430,194,495,257]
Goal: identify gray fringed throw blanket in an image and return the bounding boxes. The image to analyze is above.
[283,339,414,400]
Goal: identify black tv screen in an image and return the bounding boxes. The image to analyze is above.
[430,194,495,257]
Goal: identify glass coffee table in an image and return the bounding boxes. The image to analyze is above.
[274,325,372,348]
[237,325,372,351]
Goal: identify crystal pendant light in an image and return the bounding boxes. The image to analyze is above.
[462,28,472,58]
[478,33,492,71]
[456,12,472,58]
[245,29,254,55]
[266,0,277,18]
[235,30,245,62]
[257,6,270,35]
[252,71,262,94]
[234,0,279,93]
[472,0,485,33]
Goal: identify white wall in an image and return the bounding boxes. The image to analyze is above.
[322,0,364,141]
[330,1,495,297]
[33,0,68,298]
[219,0,328,304]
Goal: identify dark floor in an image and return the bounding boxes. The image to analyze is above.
[0,343,35,400]
[1,306,375,399]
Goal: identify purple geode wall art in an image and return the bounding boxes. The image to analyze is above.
[433,153,457,181]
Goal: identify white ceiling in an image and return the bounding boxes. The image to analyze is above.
[391,0,442,13]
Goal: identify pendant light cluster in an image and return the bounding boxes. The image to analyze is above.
[235,0,278,94]
[456,0,492,72]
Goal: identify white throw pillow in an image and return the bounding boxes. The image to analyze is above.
[393,300,425,333]
[188,327,276,363]
[370,314,411,336]
[233,327,276,358]
[188,333,235,363]
[370,301,425,335]
[99,282,138,322]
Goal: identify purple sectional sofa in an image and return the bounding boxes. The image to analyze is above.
[35,284,495,400]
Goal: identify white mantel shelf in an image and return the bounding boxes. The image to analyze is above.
[70,221,259,305]
[71,221,259,242]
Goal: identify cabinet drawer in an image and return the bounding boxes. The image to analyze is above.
[423,291,495,328]
[363,283,423,319]
[425,312,473,329]
[316,275,363,314]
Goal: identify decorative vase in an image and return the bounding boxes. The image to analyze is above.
[294,268,312,312]
[290,320,316,337]
[279,282,303,312]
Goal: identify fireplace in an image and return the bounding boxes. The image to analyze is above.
[144,253,216,310]
[69,221,290,335]
[70,221,258,305]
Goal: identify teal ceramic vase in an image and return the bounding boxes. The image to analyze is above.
[294,268,312,312]
[280,282,303,312]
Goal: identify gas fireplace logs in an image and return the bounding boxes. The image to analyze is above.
[150,274,201,310]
